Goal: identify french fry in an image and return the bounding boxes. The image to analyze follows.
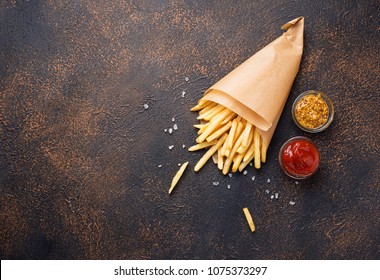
[206,121,232,142]
[190,99,213,111]
[197,104,224,120]
[225,119,244,156]
[243,207,256,232]
[212,153,218,164]
[237,122,252,153]
[253,128,261,169]
[199,102,217,115]
[193,124,204,129]
[197,122,210,135]
[261,139,268,163]
[243,140,255,162]
[232,152,244,172]
[237,123,253,154]
[221,111,237,125]
[222,118,237,157]
[239,152,255,172]
[168,161,189,194]
[196,108,231,143]
[222,130,244,175]
[217,147,224,170]
[194,134,228,172]
[188,140,217,151]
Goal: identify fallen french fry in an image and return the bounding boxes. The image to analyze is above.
[243,207,256,232]
[169,161,189,194]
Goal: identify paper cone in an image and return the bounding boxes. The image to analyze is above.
[202,17,304,147]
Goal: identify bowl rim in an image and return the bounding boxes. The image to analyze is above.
[292,90,334,133]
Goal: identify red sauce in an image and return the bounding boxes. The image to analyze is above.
[280,138,320,178]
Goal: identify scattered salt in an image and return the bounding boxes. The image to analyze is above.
[168,145,174,150]
[267,179,271,183]
[178,163,181,166]
[227,184,231,189]
[181,91,186,97]
[173,124,178,130]
[158,165,162,168]
[249,162,253,167]
[228,173,232,178]
[164,129,167,132]
[185,77,189,82]
[275,193,279,199]
[212,182,220,186]
[168,128,173,134]
[143,104,149,109]
[265,189,270,194]
[295,181,299,185]
[182,144,186,149]
[289,201,296,205]
[172,117,175,122]
[251,176,255,181]
[270,195,274,199]
[243,170,248,175]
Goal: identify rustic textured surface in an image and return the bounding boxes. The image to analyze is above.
[1,0,379,260]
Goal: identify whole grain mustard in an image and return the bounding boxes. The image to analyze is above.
[295,93,329,129]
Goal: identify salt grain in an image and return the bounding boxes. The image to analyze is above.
[249,162,253,166]
[173,124,178,130]
[228,173,232,178]
[158,165,162,168]
[243,170,248,175]
[185,77,189,82]
[181,91,186,97]
[251,176,255,181]
[172,117,175,122]
[289,201,296,205]
[143,104,149,109]
[275,193,279,199]
[182,144,186,149]
[295,181,299,185]
[267,179,271,183]
[168,128,173,134]
[270,195,274,199]
[265,189,270,194]
[178,163,181,166]
[164,129,167,132]
[168,145,174,150]
[227,184,231,189]
[212,182,219,186]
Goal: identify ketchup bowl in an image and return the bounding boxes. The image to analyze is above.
[278,136,320,179]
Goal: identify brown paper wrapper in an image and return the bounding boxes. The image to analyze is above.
[202,17,304,148]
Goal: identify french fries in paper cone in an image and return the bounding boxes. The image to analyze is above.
[190,17,304,172]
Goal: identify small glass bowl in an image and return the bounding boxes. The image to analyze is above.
[278,136,320,179]
[292,90,334,133]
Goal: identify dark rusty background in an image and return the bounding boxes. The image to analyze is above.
[1,0,379,260]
